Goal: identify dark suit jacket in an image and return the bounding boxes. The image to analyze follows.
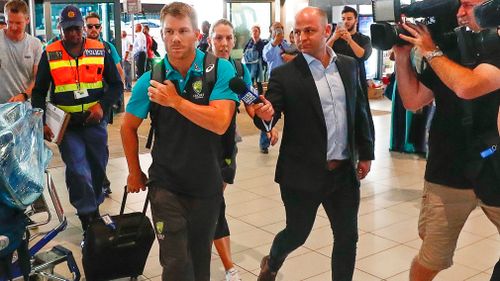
[254,53,375,192]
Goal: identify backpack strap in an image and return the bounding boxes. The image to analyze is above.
[233,59,244,79]
[202,52,218,95]
[145,59,166,149]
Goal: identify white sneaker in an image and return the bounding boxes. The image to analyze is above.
[225,267,242,281]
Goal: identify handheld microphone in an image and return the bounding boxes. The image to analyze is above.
[229,77,261,105]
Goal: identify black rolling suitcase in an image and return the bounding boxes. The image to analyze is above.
[82,187,155,281]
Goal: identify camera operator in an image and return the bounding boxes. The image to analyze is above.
[393,0,500,280]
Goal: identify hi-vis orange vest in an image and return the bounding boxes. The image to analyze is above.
[46,39,105,113]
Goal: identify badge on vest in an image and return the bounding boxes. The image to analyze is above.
[48,51,63,61]
[84,49,105,57]
[74,89,89,99]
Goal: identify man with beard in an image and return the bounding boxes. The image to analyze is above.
[85,12,124,82]
[327,6,372,99]
[85,11,124,197]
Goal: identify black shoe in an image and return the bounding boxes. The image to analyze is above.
[257,255,277,281]
[260,148,269,154]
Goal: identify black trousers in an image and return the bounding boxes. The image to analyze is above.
[135,51,147,78]
[268,164,360,281]
[149,187,222,281]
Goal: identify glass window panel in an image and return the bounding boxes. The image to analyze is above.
[228,2,271,58]
[359,5,372,15]
[358,15,377,79]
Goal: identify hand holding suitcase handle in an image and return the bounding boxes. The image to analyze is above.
[82,186,155,280]
[120,185,150,215]
[126,171,148,193]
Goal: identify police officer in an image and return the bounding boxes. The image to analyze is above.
[31,5,122,233]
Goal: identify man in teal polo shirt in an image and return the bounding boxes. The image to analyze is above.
[120,2,238,280]
[85,12,124,197]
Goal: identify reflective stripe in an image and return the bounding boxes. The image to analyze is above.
[56,101,98,113]
[54,81,104,93]
[49,57,104,70]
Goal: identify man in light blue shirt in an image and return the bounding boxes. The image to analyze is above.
[253,7,374,281]
[260,22,295,154]
[303,49,349,160]
[262,22,295,79]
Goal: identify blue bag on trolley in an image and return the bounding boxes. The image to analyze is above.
[0,102,52,277]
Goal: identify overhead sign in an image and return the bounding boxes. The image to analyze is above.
[124,0,142,14]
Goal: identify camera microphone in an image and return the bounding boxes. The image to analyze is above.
[229,77,261,105]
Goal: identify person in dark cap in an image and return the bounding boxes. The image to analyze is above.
[0,13,6,29]
[31,5,123,236]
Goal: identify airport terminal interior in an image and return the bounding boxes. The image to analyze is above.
[0,0,499,280]
[33,97,499,281]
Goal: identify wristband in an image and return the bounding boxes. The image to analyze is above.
[424,49,444,62]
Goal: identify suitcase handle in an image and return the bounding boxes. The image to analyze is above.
[120,186,149,215]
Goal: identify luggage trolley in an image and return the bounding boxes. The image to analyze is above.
[1,171,81,281]
[0,103,80,281]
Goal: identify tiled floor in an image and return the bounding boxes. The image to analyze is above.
[31,98,499,280]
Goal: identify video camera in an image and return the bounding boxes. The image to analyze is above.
[474,0,500,28]
[370,0,460,51]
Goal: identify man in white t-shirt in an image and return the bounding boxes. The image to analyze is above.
[121,30,133,91]
[0,0,42,103]
[132,23,147,78]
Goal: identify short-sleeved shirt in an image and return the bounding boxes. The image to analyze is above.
[101,39,121,64]
[230,58,252,87]
[127,49,239,119]
[333,32,372,89]
[121,37,133,63]
[0,31,43,103]
[127,49,238,197]
[421,50,500,189]
[133,32,147,55]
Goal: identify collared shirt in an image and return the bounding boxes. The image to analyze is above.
[133,32,147,55]
[303,47,349,160]
[121,37,133,63]
[99,38,121,64]
[263,39,291,78]
[127,49,239,119]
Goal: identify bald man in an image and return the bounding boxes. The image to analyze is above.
[252,7,374,281]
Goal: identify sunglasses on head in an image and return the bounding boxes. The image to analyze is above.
[86,24,101,29]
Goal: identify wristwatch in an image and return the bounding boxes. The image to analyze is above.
[424,49,444,62]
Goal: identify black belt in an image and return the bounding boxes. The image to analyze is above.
[325,160,348,171]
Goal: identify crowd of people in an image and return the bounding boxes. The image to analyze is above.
[0,0,499,280]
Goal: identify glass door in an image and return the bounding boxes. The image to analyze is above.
[227,2,272,59]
